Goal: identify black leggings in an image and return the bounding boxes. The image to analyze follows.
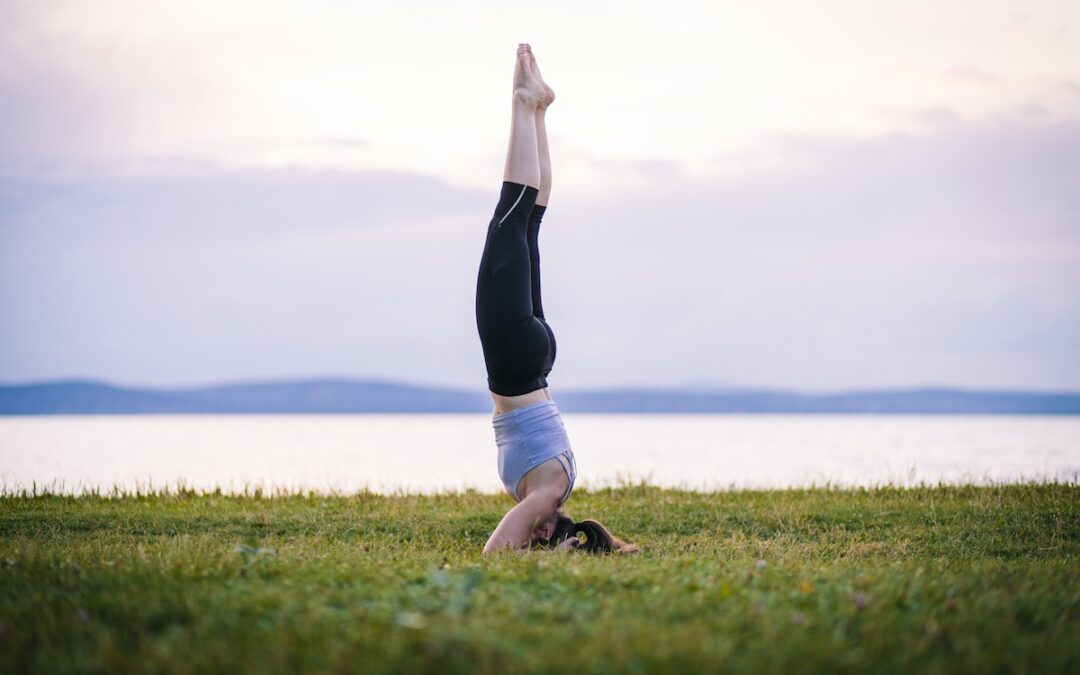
[475,181,557,396]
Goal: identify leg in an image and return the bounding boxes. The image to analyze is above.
[526,48,556,319]
[529,49,555,207]
[527,206,548,320]
[535,111,552,205]
[503,44,544,189]
[476,45,556,397]
[476,182,552,396]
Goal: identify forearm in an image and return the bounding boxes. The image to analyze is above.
[483,492,557,554]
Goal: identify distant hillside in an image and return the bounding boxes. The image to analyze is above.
[557,388,1080,414]
[0,380,489,414]
[1,379,1079,414]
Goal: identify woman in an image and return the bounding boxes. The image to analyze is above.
[476,44,636,554]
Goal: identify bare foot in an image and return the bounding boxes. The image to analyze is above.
[512,43,546,108]
[528,48,556,110]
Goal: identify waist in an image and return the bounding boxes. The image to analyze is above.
[491,388,550,416]
[492,399,562,430]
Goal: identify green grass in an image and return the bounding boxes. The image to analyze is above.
[1,484,1078,674]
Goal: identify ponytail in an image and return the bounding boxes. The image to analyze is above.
[547,511,638,553]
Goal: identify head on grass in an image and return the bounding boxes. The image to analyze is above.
[531,510,638,553]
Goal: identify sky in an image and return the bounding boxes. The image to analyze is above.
[1,0,1079,391]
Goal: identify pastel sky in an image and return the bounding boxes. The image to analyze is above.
[2,0,1079,390]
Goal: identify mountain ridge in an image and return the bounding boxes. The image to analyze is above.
[2,379,1078,414]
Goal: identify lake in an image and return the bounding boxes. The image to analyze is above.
[1,414,1077,494]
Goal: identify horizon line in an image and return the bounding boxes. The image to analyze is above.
[3,376,1079,397]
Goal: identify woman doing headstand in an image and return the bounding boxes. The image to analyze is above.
[476,44,636,554]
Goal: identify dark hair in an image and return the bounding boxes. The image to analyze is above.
[541,510,638,553]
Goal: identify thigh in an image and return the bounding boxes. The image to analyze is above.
[478,254,534,322]
[481,315,553,380]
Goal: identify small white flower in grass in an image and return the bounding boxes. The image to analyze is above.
[755,559,767,570]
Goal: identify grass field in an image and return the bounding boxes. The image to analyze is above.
[1,483,1078,673]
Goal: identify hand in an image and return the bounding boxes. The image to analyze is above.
[556,536,580,551]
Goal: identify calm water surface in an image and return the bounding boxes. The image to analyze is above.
[1,414,1077,494]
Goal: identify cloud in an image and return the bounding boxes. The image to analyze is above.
[2,117,1079,390]
[545,118,1080,390]
[5,0,1080,193]
[305,138,370,148]
[941,66,1004,86]
[5,2,1080,392]
[0,166,492,386]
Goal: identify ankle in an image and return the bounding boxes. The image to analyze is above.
[512,88,541,109]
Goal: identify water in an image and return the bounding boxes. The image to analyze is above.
[1,414,1077,494]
